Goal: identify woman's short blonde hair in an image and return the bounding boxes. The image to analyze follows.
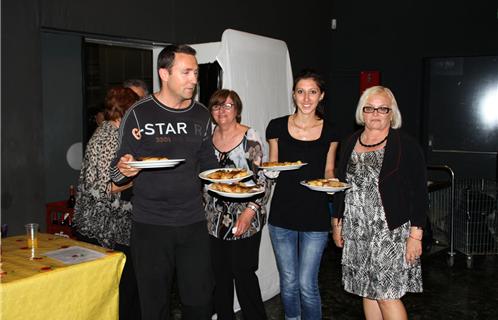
[354,86,402,129]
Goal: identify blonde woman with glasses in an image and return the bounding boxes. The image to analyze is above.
[332,86,428,320]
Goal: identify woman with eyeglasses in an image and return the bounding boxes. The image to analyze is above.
[265,69,340,320]
[332,86,428,320]
[204,89,273,319]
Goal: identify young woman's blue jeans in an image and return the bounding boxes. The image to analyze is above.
[268,224,329,320]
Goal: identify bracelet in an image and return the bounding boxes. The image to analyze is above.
[247,203,259,213]
[409,234,422,241]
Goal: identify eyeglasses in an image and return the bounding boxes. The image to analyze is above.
[212,103,234,111]
[362,105,391,114]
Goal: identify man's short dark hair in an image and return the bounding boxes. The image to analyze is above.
[157,44,197,73]
[123,79,149,96]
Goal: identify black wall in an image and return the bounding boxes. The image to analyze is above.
[2,0,334,234]
[330,0,498,136]
[328,0,498,179]
[2,0,497,234]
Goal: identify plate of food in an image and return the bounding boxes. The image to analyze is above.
[259,160,307,171]
[126,157,185,169]
[199,168,253,183]
[208,182,264,199]
[300,178,351,192]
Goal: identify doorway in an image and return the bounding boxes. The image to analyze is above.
[83,42,153,143]
[41,31,156,203]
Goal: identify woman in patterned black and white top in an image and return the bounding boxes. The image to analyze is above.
[332,86,428,320]
[204,89,273,320]
[74,86,141,320]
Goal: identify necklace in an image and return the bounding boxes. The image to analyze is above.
[359,133,388,148]
[291,115,321,140]
[292,115,316,130]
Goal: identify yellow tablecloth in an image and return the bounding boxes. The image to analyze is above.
[0,233,125,320]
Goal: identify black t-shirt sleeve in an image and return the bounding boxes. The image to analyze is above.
[266,116,285,140]
[198,119,218,171]
[110,109,140,185]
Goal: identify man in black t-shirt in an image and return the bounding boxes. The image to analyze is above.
[111,45,217,320]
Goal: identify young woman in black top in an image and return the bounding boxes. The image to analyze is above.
[266,70,339,319]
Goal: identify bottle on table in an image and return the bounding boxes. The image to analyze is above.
[67,185,76,208]
[52,212,59,225]
[61,213,71,226]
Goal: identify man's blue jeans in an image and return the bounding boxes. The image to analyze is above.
[269,224,329,320]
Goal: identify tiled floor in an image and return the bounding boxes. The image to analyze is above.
[171,239,498,319]
[260,242,498,319]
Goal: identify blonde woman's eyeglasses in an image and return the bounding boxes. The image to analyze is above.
[363,105,391,114]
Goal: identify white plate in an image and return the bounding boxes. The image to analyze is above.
[300,180,351,193]
[208,184,265,199]
[126,159,185,169]
[259,162,308,171]
[199,168,253,183]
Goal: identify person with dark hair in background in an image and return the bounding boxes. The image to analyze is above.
[94,105,105,126]
[332,86,428,320]
[111,44,218,320]
[86,104,105,141]
[204,89,273,320]
[265,69,340,319]
[123,79,149,99]
[74,86,141,320]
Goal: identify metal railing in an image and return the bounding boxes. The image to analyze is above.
[427,165,456,265]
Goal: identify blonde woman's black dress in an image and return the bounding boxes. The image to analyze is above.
[341,149,422,299]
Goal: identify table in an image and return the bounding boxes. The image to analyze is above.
[0,233,125,320]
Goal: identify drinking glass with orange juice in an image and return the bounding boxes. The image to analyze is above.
[25,223,39,249]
